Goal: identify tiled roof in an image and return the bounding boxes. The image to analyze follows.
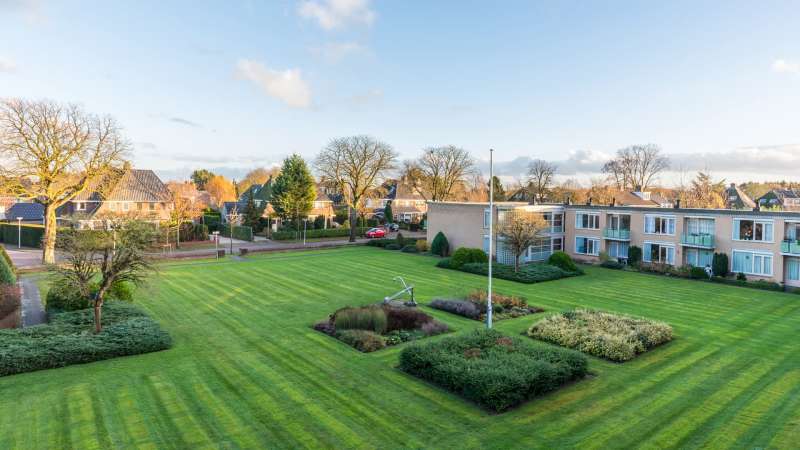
[772,189,800,200]
[386,180,425,201]
[6,202,44,221]
[724,184,756,209]
[73,169,172,203]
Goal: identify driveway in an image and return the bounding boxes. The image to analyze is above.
[4,245,47,269]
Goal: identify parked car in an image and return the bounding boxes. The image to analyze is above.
[365,228,386,238]
[385,223,399,232]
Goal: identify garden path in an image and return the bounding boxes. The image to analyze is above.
[20,276,46,327]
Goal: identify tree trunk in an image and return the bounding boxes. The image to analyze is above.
[93,298,104,333]
[42,203,58,265]
[348,206,357,242]
[514,252,520,273]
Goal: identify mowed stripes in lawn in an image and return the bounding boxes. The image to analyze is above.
[1,246,799,449]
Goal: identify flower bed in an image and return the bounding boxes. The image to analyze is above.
[430,289,543,321]
[313,304,449,352]
[399,329,588,412]
[527,309,673,362]
[438,260,582,284]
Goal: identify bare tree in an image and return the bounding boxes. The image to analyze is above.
[402,145,475,201]
[602,144,669,191]
[496,211,548,272]
[527,159,557,203]
[0,99,128,264]
[315,135,397,242]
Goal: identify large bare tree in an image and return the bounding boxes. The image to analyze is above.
[402,145,475,201]
[315,135,397,242]
[527,159,557,203]
[602,144,669,191]
[0,99,128,264]
[496,211,548,272]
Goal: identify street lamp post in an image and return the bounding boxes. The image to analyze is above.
[16,217,23,249]
[487,149,494,329]
[212,231,220,259]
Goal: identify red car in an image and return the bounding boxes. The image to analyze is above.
[365,227,386,238]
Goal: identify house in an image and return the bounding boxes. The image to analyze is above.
[757,189,800,211]
[224,182,334,227]
[427,200,800,288]
[366,179,428,223]
[724,183,756,210]
[57,168,173,228]
[5,202,44,224]
[609,191,673,208]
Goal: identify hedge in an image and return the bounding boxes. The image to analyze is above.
[271,227,369,240]
[440,261,581,284]
[220,224,254,241]
[0,223,48,248]
[399,329,588,412]
[0,303,172,376]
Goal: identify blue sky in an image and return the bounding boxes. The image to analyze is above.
[2,0,799,185]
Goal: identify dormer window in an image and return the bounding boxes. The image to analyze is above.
[75,202,86,211]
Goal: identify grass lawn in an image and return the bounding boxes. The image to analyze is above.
[2,247,799,449]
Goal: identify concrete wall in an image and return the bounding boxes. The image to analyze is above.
[426,202,489,255]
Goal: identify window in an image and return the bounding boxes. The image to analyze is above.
[122,202,130,211]
[527,238,551,261]
[552,237,563,252]
[108,202,116,211]
[552,213,564,232]
[608,214,631,231]
[686,218,714,235]
[575,212,599,230]
[643,243,675,265]
[645,215,676,235]
[149,203,155,211]
[788,258,800,281]
[575,237,600,256]
[732,250,773,276]
[75,202,86,211]
[483,210,490,229]
[685,248,714,267]
[733,219,773,242]
[607,241,629,259]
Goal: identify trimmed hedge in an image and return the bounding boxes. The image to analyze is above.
[271,227,369,240]
[450,247,488,269]
[442,261,581,284]
[0,302,172,376]
[399,329,588,412]
[528,309,673,362]
[221,224,254,241]
[0,223,48,248]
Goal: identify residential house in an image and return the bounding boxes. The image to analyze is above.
[57,168,173,229]
[427,201,800,288]
[225,181,334,227]
[724,183,756,209]
[5,202,44,224]
[757,189,800,211]
[366,179,428,222]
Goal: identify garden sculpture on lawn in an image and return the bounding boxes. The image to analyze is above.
[383,276,416,307]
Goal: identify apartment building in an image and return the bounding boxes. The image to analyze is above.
[426,201,800,287]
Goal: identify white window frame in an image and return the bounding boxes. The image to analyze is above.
[575,211,600,230]
[483,209,490,229]
[75,202,86,211]
[644,214,676,236]
[122,202,130,211]
[732,218,774,243]
[732,249,774,276]
[575,236,600,256]
[643,241,676,265]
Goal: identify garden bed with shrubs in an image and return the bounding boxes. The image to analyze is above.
[430,289,543,321]
[436,249,582,284]
[0,302,172,376]
[365,234,424,253]
[527,309,673,362]
[399,329,588,412]
[313,303,449,352]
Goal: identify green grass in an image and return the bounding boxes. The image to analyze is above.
[2,247,799,449]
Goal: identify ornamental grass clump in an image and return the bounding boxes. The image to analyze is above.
[333,306,388,335]
[527,309,673,362]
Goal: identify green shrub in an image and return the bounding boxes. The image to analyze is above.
[547,251,578,272]
[46,278,137,312]
[0,246,15,275]
[452,262,580,284]
[689,266,708,279]
[0,252,15,285]
[271,227,370,240]
[396,232,405,247]
[0,302,172,376]
[336,329,386,352]
[399,329,588,412]
[333,306,388,334]
[712,253,729,277]
[436,258,452,268]
[600,260,624,270]
[737,272,747,281]
[384,243,401,250]
[401,245,418,253]
[450,247,489,269]
[365,238,394,247]
[220,224,254,241]
[628,246,643,266]
[430,232,449,257]
[415,240,428,252]
[0,224,48,248]
[528,309,673,362]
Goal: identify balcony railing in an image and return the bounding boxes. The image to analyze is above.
[603,228,631,240]
[782,240,800,255]
[681,233,715,248]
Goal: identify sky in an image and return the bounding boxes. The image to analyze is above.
[2,0,800,186]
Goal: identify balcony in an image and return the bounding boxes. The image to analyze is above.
[681,233,715,248]
[782,241,800,255]
[603,228,630,240]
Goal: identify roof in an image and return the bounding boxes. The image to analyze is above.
[315,189,332,202]
[768,189,800,200]
[73,169,172,203]
[392,205,426,214]
[386,180,425,201]
[6,202,44,221]
[238,178,274,203]
[724,184,756,209]
[222,201,247,213]
[565,203,800,219]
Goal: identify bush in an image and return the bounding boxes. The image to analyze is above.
[384,243,401,250]
[430,298,481,320]
[0,224,47,248]
[436,258,452,268]
[221,225,253,241]
[712,253,729,277]
[737,272,747,281]
[383,305,433,331]
[0,284,20,327]
[396,232,405,247]
[401,245,418,253]
[0,246,15,275]
[547,251,578,272]
[528,309,673,362]
[600,260,625,270]
[420,321,449,336]
[628,246,643,266]
[415,240,428,252]
[273,227,371,240]
[711,276,784,292]
[365,238,394,247]
[0,303,171,376]
[333,306,387,334]
[336,329,386,352]
[453,262,580,284]
[45,277,137,312]
[689,266,708,279]
[430,232,449,257]
[0,252,15,285]
[450,247,489,270]
[399,329,588,412]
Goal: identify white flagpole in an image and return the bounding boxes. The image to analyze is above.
[487,148,494,329]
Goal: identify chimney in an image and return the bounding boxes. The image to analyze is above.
[610,197,617,207]
[730,183,736,189]
[586,197,593,206]
[674,199,681,209]
[753,205,761,212]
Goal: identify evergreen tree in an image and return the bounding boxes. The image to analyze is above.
[384,201,393,224]
[491,176,506,201]
[272,154,316,229]
[242,190,263,230]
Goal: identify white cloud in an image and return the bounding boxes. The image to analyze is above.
[298,0,376,30]
[0,57,17,73]
[312,41,365,62]
[348,88,383,106]
[235,59,312,109]
[772,59,800,74]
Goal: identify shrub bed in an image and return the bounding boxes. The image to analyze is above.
[430,289,543,321]
[449,247,488,269]
[527,309,673,362]
[441,261,581,284]
[272,227,370,240]
[0,302,172,376]
[399,329,588,412]
[313,304,450,352]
